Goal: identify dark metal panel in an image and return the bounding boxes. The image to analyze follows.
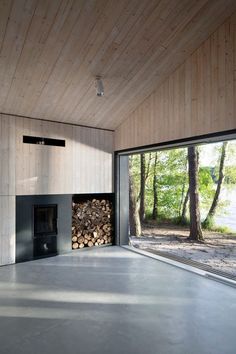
[115,155,129,245]
[16,195,72,262]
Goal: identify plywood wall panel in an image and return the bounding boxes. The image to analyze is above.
[72,125,113,194]
[0,115,15,195]
[115,14,236,151]
[15,117,73,195]
[13,117,113,195]
[0,196,15,265]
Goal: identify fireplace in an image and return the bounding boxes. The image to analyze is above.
[33,204,58,258]
[15,193,114,263]
[34,204,57,237]
[16,195,72,263]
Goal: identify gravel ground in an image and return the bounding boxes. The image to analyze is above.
[130,223,236,277]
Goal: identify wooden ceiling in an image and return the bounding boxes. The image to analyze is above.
[0,0,236,130]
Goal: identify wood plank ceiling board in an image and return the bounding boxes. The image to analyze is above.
[114,13,236,150]
[0,0,236,130]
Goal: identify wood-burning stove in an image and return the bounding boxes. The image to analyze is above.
[33,204,58,258]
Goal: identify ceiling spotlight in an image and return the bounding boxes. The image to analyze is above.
[95,76,104,97]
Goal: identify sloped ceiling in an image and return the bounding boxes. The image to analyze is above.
[0,0,236,130]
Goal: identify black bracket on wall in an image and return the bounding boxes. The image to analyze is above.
[23,135,65,147]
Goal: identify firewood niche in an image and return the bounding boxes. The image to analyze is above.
[72,195,114,249]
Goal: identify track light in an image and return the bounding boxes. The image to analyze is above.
[95,76,104,97]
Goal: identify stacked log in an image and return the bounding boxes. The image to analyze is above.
[72,198,113,249]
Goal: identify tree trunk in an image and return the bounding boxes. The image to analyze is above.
[181,187,189,224]
[152,152,158,220]
[188,146,203,241]
[204,142,228,225]
[139,153,146,222]
[129,159,141,236]
[145,153,152,181]
[179,156,188,217]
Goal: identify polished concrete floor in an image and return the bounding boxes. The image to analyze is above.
[0,246,235,354]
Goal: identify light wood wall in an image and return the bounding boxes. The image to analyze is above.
[0,115,15,195]
[14,117,113,195]
[115,13,236,151]
[0,114,114,265]
[0,196,15,265]
[0,116,16,265]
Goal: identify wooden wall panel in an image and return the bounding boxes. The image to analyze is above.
[14,117,113,195]
[115,14,236,151]
[0,116,16,265]
[0,115,15,195]
[15,118,74,195]
[0,196,15,265]
[72,127,113,193]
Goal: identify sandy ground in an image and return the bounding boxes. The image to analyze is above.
[130,223,236,277]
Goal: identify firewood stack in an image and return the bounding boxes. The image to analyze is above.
[72,198,113,249]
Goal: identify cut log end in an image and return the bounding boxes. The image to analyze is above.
[72,198,113,250]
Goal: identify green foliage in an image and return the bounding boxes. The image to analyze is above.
[212,226,235,235]
[225,166,236,184]
[129,155,141,198]
[142,148,188,220]
[129,140,236,233]
[198,167,215,210]
[202,217,235,235]
[202,216,214,230]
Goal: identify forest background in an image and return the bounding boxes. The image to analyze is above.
[129,141,236,241]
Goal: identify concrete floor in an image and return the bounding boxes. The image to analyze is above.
[0,246,235,354]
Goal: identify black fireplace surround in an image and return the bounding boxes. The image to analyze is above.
[16,195,72,263]
[16,193,115,263]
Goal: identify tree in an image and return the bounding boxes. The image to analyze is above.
[145,153,152,182]
[136,148,188,221]
[179,156,188,216]
[139,153,146,222]
[129,157,141,236]
[152,152,158,220]
[188,146,204,241]
[203,141,228,227]
[179,154,189,223]
[181,187,189,224]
